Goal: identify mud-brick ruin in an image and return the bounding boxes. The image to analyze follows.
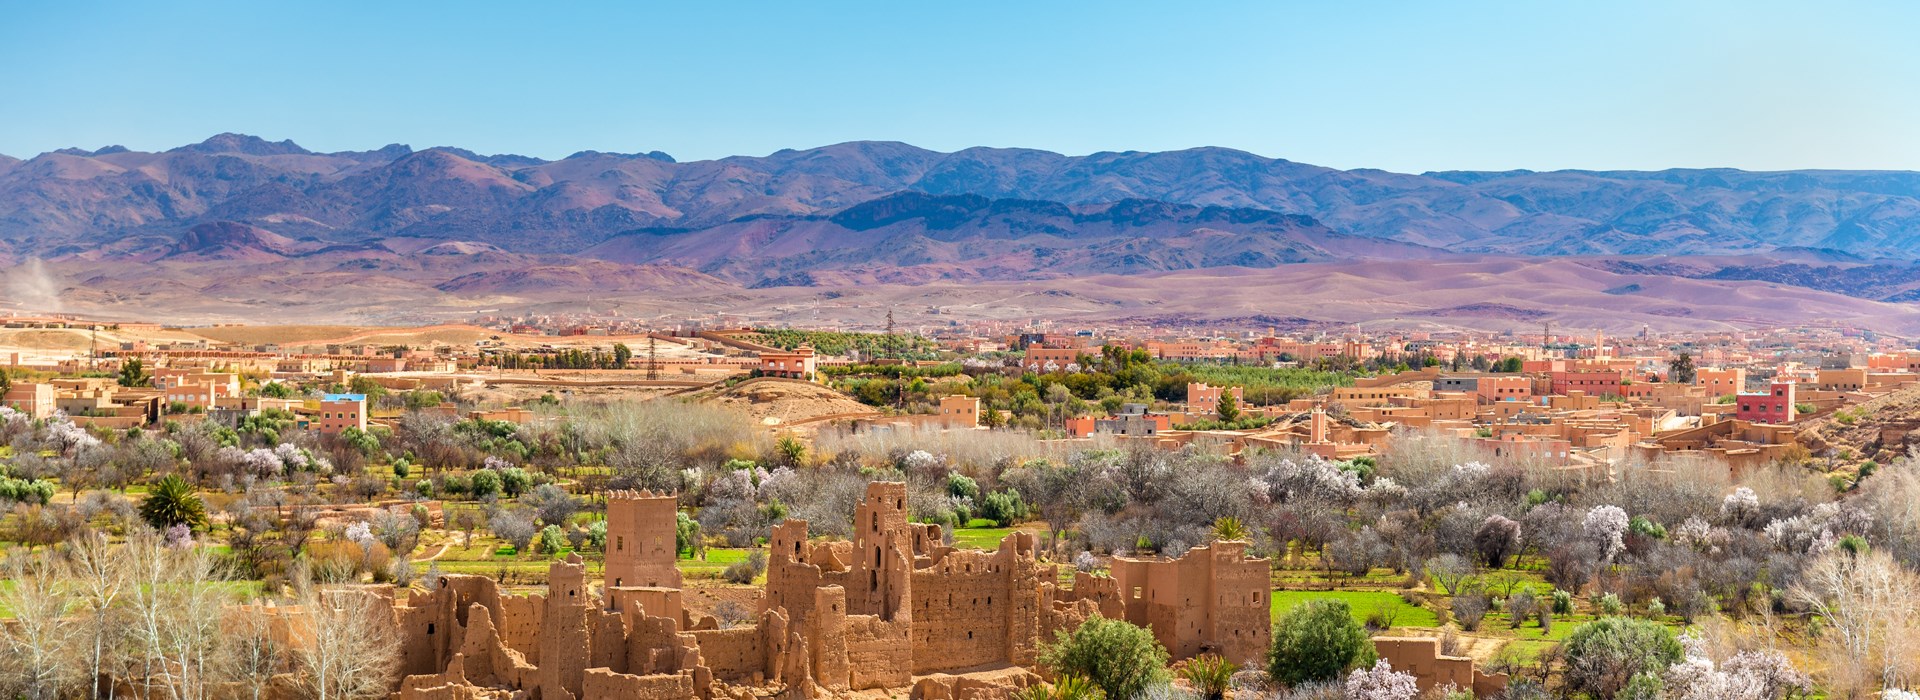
[387,482,1271,699]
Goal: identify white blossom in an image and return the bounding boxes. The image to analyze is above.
[1452,461,1492,479]
[1344,659,1419,700]
[1584,504,1629,563]
[1257,457,1364,504]
[902,450,940,472]
[274,442,310,470]
[344,521,374,546]
[241,448,285,478]
[1764,502,1873,554]
[1664,634,1809,700]
[46,417,101,453]
[1721,487,1759,521]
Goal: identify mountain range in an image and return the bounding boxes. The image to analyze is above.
[5,133,1920,331]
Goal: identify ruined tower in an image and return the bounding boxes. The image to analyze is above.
[605,489,683,591]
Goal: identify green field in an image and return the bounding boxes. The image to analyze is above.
[678,548,752,579]
[952,526,1016,550]
[1270,589,1439,629]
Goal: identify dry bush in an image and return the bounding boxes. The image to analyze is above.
[1791,549,1920,696]
[813,424,1112,482]
[562,400,768,491]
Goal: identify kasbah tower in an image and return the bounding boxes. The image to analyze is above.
[604,489,683,590]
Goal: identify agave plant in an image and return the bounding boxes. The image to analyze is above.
[1178,654,1238,700]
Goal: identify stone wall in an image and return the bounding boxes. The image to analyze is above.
[1374,637,1508,697]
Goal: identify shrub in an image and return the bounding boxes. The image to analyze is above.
[1039,617,1170,700]
[1551,589,1574,614]
[521,483,580,527]
[468,469,501,498]
[489,510,537,553]
[1474,515,1522,568]
[1269,599,1376,686]
[1600,593,1623,616]
[1506,591,1536,629]
[1179,654,1237,700]
[723,550,767,584]
[586,520,608,551]
[498,466,532,498]
[946,472,981,501]
[1451,594,1490,631]
[1561,617,1683,700]
[535,524,567,555]
[980,489,1030,527]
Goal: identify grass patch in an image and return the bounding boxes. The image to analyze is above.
[1271,589,1438,629]
[679,548,750,578]
[952,526,1015,550]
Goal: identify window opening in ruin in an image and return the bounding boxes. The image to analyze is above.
[427,623,435,635]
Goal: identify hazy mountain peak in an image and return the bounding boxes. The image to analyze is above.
[170,132,311,156]
[425,146,548,168]
[563,149,676,163]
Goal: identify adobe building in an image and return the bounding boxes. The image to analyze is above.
[1186,383,1244,414]
[318,393,368,435]
[605,489,683,590]
[1109,540,1271,665]
[1696,367,1747,397]
[759,346,818,380]
[1,382,56,419]
[1021,345,1085,372]
[936,394,981,428]
[375,481,1271,699]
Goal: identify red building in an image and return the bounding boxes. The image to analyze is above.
[758,346,817,380]
[1736,381,1797,424]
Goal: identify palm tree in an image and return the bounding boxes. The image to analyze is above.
[1211,515,1250,542]
[138,474,207,531]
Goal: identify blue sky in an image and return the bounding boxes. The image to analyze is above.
[2,1,1916,172]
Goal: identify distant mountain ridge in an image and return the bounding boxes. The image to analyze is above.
[12,134,1920,330]
[8,134,1920,264]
